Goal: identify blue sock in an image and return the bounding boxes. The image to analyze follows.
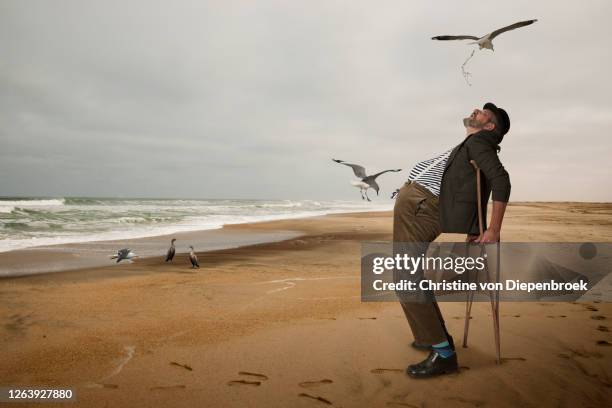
[432,340,455,358]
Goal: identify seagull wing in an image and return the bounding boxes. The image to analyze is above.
[488,19,537,40]
[369,169,402,180]
[431,35,480,41]
[332,159,367,178]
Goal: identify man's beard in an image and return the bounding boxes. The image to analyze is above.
[463,117,482,128]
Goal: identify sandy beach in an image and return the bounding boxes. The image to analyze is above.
[1,203,611,407]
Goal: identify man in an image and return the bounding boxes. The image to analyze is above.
[392,102,511,378]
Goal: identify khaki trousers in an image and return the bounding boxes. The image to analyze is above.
[393,181,449,345]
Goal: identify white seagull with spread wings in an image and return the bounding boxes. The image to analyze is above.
[110,248,138,263]
[432,19,538,51]
[332,159,401,201]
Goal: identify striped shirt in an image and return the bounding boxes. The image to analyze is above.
[407,148,453,196]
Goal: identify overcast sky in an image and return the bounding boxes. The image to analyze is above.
[1,0,611,201]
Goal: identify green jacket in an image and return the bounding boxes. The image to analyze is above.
[439,130,511,235]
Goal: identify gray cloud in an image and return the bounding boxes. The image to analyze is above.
[1,0,611,200]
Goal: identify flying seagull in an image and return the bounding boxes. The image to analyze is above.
[110,248,138,263]
[431,19,538,51]
[332,159,401,201]
[189,246,200,269]
[165,238,176,262]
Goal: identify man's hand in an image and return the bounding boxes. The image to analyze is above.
[475,228,500,244]
[466,234,479,243]
[466,201,507,244]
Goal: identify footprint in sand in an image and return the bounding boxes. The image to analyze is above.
[358,317,377,320]
[562,355,611,387]
[596,325,609,332]
[298,379,333,388]
[227,371,269,386]
[150,385,186,390]
[86,383,119,389]
[227,380,261,387]
[170,361,193,371]
[298,393,332,405]
[596,340,611,347]
[371,368,404,374]
[585,305,599,312]
[5,312,35,333]
[591,315,606,320]
[238,371,269,380]
[386,402,420,407]
[501,357,527,363]
[557,348,602,359]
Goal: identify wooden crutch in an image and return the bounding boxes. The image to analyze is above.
[462,160,502,364]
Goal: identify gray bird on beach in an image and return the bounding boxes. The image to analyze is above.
[431,19,538,51]
[332,159,401,201]
[111,248,138,263]
[189,246,200,269]
[165,238,176,262]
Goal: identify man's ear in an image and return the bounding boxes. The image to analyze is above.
[484,122,495,131]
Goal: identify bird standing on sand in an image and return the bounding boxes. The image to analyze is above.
[110,248,138,263]
[332,159,401,201]
[165,238,176,262]
[189,246,200,269]
[431,19,538,51]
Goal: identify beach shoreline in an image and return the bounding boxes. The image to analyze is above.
[0,197,393,255]
[3,200,611,279]
[0,208,395,279]
[1,203,611,407]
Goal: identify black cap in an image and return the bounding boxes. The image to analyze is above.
[483,102,510,137]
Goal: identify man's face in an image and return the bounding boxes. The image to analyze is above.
[463,108,495,130]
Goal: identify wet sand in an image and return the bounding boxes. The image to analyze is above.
[0,203,611,407]
[0,227,300,277]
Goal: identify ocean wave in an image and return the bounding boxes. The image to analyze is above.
[63,197,107,205]
[0,198,393,253]
[0,206,14,214]
[0,198,67,214]
[0,198,65,207]
[255,201,303,208]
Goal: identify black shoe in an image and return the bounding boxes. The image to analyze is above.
[406,350,458,378]
[411,335,455,351]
